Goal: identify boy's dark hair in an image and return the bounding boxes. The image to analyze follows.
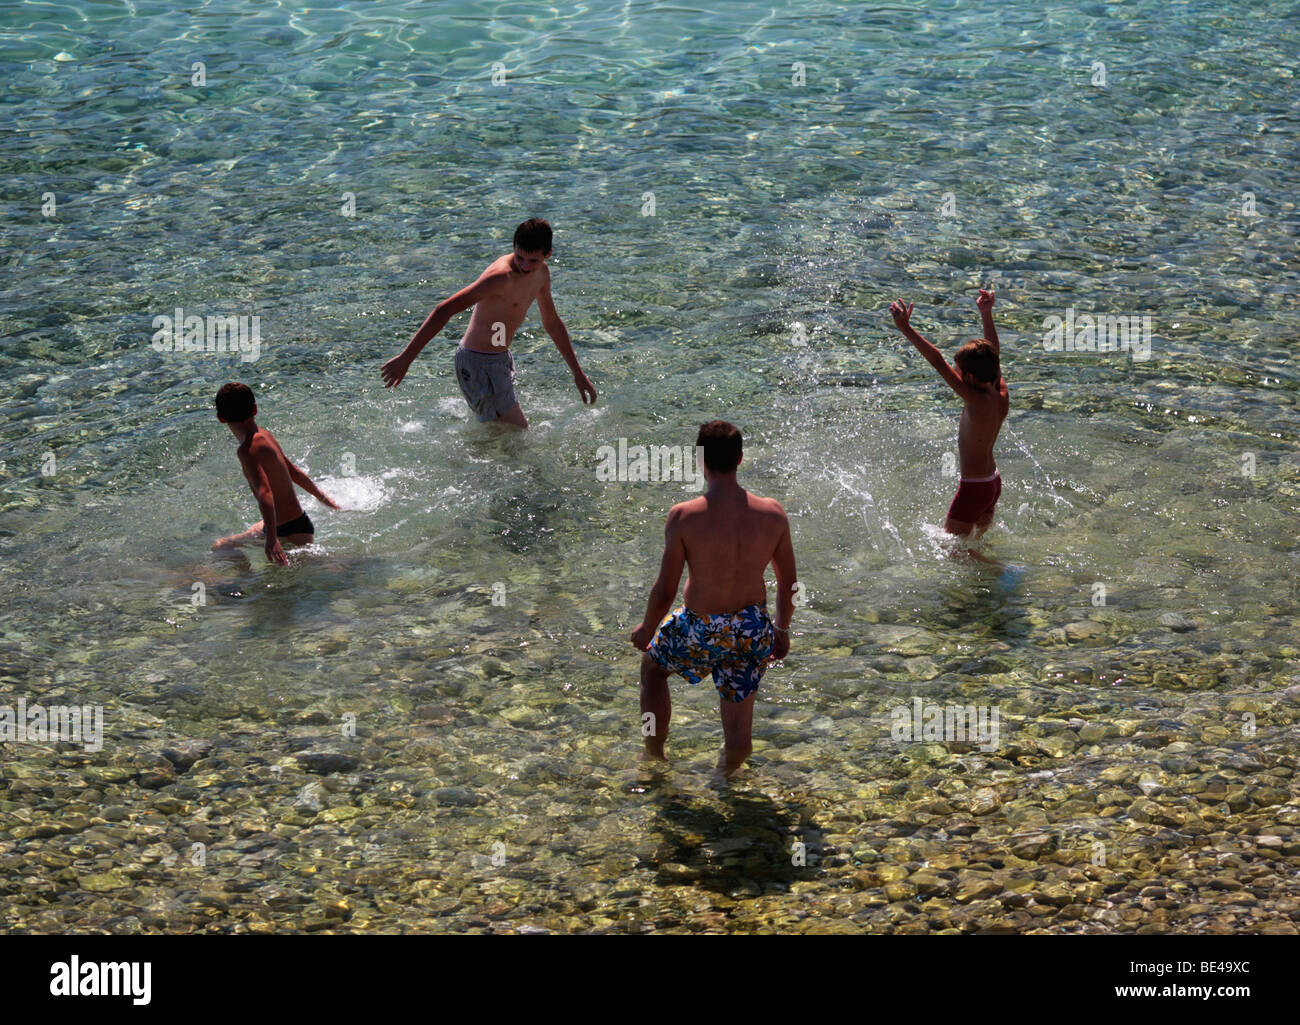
[513,217,552,254]
[955,339,1000,384]
[696,420,743,473]
[215,381,256,422]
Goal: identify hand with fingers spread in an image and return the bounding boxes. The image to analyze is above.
[889,299,915,331]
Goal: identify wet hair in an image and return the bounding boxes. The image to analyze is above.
[215,381,256,422]
[513,217,552,254]
[954,339,1000,384]
[696,419,743,473]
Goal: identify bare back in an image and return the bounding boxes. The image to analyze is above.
[238,428,304,523]
[460,255,548,353]
[957,378,1009,478]
[674,488,790,615]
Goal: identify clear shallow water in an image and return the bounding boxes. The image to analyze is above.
[1,0,1299,933]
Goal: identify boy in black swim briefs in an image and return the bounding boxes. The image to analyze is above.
[211,382,340,565]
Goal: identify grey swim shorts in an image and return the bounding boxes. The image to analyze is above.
[454,346,517,422]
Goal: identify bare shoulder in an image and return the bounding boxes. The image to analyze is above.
[249,430,287,467]
[235,434,265,480]
[751,492,787,515]
[668,496,707,523]
[478,256,513,285]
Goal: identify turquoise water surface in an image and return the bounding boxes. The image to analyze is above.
[1,0,1299,933]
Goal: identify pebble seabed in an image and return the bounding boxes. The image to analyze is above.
[2,594,1298,935]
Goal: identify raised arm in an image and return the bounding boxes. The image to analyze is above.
[769,507,796,660]
[381,273,499,388]
[537,271,597,404]
[630,510,687,650]
[977,287,999,355]
[890,299,975,400]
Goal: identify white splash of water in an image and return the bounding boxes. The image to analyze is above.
[312,475,391,513]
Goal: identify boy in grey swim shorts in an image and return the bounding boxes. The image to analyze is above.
[454,346,518,422]
[380,218,597,429]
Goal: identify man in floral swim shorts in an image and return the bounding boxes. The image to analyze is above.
[630,420,799,780]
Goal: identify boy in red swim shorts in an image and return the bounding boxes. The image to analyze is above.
[890,288,1009,537]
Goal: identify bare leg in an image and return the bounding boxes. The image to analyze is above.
[215,522,314,553]
[213,520,264,550]
[640,652,671,761]
[943,515,975,538]
[495,402,529,429]
[714,691,756,780]
[942,514,1002,565]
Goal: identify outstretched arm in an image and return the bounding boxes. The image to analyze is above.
[289,463,341,510]
[890,299,975,400]
[381,275,497,388]
[977,287,999,355]
[537,278,596,404]
[630,511,686,650]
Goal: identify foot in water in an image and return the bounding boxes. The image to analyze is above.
[996,563,1026,591]
[962,546,1004,569]
[620,761,671,795]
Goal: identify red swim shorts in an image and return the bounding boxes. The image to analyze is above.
[947,471,1001,524]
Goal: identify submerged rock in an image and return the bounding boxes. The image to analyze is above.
[161,741,214,772]
[295,752,360,774]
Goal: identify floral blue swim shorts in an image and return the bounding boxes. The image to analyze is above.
[647,603,775,703]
